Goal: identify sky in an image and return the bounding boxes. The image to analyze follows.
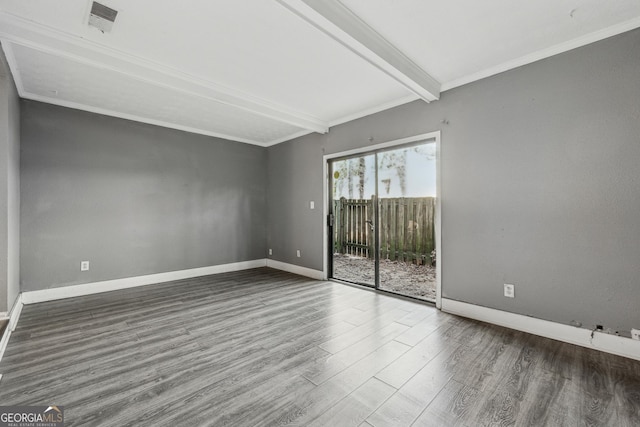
[332,142,436,199]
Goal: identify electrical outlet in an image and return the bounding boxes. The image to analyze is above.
[632,328,640,341]
[503,283,515,298]
[296,250,301,257]
[310,201,315,209]
[268,249,273,256]
[80,261,90,271]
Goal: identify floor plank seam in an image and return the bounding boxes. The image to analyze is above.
[1,269,639,426]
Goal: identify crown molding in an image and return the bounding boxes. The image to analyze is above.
[263,93,421,146]
[0,11,328,136]
[328,93,419,128]
[263,129,315,147]
[2,40,268,146]
[275,0,440,103]
[27,92,271,146]
[441,15,640,92]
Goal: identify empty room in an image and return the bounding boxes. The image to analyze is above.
[0,1,639,425]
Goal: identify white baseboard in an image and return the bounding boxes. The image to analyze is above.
[8,294,22,332]
[6,259,319,363]
[266,259,324,280]
[21,259,268,305]
[441,298,640,362]
[0,294,23,364]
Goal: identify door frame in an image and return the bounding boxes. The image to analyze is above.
[322,131,442,308]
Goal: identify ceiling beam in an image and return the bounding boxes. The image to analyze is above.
[276,0,440,102]
[0,12,329,135]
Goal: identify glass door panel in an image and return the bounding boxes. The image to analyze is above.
[377,143,437,301]
[330,154,376,287]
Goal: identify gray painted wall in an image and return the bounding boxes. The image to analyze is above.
[267,138,325,269]
[21,101,267,291]
[0,47,20,313]
[267,29,640,336]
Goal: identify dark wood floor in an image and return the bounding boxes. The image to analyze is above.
[0,268,639,426]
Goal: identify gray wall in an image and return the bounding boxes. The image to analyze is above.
[267,137,325,268]
[0,47,20,313]
[267,29,640,336]
[21,102,267,291]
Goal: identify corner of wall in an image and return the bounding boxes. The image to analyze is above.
[0,42,21,314]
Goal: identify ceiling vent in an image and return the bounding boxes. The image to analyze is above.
[88,1,118,33]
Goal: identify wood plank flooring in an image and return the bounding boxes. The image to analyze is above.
[0,267,639,426]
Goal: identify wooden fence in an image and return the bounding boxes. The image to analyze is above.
[333,197,436,265]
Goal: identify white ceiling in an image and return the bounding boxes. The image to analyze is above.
[1,0,639,146]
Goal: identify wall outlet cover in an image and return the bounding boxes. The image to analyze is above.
[80,261,90,271]
[504,283,515,298]
[632,328,640,341]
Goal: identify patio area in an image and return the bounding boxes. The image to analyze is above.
[332,253,436,301]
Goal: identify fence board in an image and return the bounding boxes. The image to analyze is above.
[333,197,435,265]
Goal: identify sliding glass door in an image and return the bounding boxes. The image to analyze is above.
[328,139,437,302]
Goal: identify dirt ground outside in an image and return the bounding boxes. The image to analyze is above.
[332,254,436,301]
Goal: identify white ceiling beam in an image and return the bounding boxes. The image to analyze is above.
[276,0,440,102]
[0,12,329,135]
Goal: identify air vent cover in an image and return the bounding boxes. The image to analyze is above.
[88,2,118,33]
